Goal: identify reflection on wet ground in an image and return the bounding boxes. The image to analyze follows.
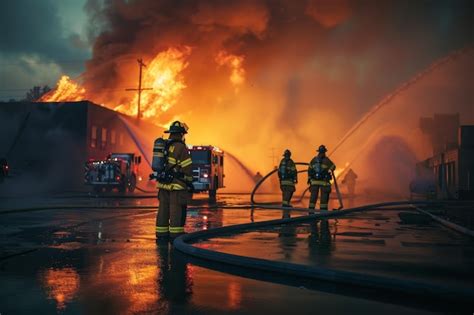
[0,194,469,314]
[194,209,474,290]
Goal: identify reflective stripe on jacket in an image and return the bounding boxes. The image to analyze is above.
[157,139,193,191]
[308,156,335,186]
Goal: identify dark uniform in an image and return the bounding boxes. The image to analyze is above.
[308,145,335,211]
[278,150,297,207]
[156,122,193,240]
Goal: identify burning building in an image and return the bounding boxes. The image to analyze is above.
[0,101,162,192]
[417,114,474,199]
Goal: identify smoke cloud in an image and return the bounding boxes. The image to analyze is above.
[52,0,474,193]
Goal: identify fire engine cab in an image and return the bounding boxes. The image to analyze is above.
[189,145,224,200]
[84,153,141,193]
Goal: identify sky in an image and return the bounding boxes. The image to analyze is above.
[0,0,472,103]
[0,0,90,101]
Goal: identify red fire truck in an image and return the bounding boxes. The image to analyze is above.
[85,153,141,193]
[189,145,224,200]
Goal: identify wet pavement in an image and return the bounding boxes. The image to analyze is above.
[0,193,472,314]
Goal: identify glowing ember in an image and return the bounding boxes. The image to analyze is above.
[39,75,85,102]
[215,51,245,91]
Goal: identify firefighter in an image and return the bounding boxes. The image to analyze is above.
[156,121,193,241]
[308,145,336,212]
[342,168,358,197]
[278,149,297,207]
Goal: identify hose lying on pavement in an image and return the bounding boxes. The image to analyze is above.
[250,162,309,205]
[174,200,474,307]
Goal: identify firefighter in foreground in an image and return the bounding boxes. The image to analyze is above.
[278,149,297,207]
[153,121,193,241]
[308,145,336,212]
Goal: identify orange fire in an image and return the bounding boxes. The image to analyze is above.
[42,267,80,311]
[40,75,86,102]
[42,47,192,125]
[114,47,191,119]
[215,51,245,92]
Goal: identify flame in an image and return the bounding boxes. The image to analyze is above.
[43,47,191,123]
[39,75,85,102]
[215,51,245,92]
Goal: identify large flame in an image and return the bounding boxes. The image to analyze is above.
[41,47,191,123]
[39,75,85,102]
[114,47,191,119]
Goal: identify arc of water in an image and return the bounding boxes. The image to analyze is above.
[330,46,474,157]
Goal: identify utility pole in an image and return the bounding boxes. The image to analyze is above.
[126,58,152,119]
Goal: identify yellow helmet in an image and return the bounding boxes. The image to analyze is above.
[165,121,189,134]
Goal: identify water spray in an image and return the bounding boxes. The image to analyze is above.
[330,46,474,157]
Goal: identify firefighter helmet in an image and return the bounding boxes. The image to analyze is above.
[283,149,291,157]
[317,145,327,153]
[165,121,189,134]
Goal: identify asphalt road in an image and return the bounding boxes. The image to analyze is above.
[0,193,470,314]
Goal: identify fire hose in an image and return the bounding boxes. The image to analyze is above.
[174,200,474,310]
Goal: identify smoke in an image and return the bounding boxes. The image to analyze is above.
[0,105,86,195]
[71,0,474,193]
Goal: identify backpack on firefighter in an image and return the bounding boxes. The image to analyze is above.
[151,137,195,192]
[151,137,181,184]
[308,157,332,182]
[278,149,296,182]
[278,159,295,181]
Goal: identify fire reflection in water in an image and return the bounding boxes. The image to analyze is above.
[157,242,193,307]
[41,267,80,311]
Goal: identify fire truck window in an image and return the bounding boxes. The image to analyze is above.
[220,156,223,166]
[90,126,97,148]
[111,130,116,145]
[191,151,210,164]
[213,156,218,164]
[101,128,107,149]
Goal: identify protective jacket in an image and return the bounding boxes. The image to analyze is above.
[278,158,297,186]
[157,135,193,191]
[308,155,335,186]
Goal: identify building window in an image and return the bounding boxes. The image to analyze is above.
[111,130,116,145]
[91,126,97,148]
[101,128,107,149]
[119,133,124,146]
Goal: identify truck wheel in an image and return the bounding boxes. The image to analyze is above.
[128,175,136,193]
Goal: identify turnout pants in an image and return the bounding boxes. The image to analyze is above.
[308,184,331,211]
[280,185,295,207]
[156,189,188,238]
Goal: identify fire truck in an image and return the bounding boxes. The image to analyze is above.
[189,145,224,200]
[84,153,141,193]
